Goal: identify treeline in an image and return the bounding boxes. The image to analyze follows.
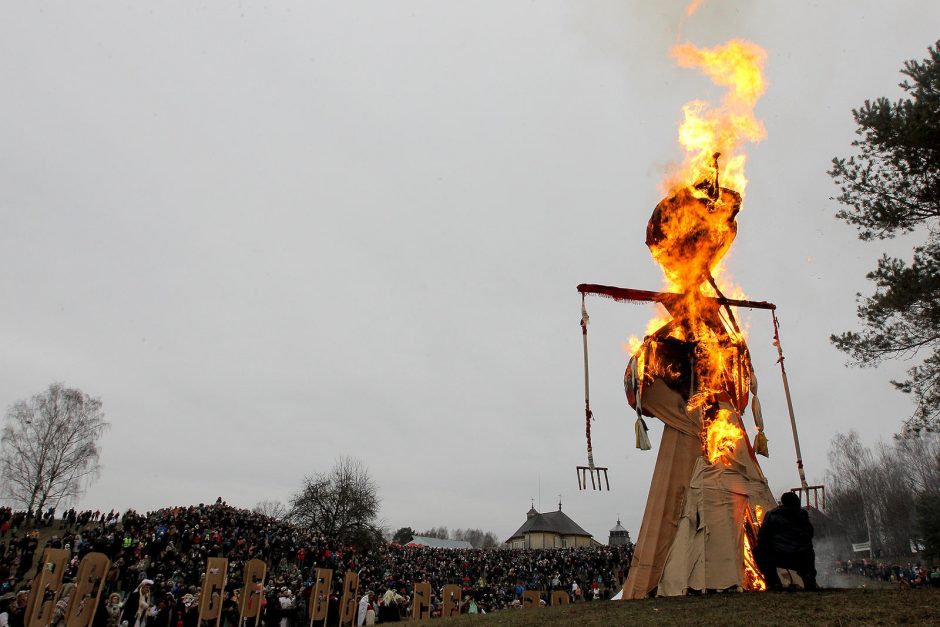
[420,526,501,548]
[825,431,940,557]
[392,526,500,548]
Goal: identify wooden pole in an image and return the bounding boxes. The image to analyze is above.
[772,310,809,493]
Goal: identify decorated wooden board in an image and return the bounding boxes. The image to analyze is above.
[522,590,541,608]
[65,552,110,627]
[441,584,461,618]
[238,559,266,624]
[411,583,431,620]
[308,569,332,625]
[26,548,70,627]
[338,571,359,626]
[197,558,229,624]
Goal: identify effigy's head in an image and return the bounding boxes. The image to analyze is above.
[627,182,750,421]
[646,185,742,293]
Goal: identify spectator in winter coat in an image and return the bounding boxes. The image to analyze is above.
[755,492,817,590]
[119,580,153,627]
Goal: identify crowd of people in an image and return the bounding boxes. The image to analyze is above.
[0,501,633,625]
[832,559,940,587]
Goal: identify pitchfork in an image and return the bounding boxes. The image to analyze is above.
[577,295,609,491]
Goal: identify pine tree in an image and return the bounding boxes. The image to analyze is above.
[829,40,940,433]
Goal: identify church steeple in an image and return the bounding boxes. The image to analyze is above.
[609,516,631,547]
[526,499,538,519]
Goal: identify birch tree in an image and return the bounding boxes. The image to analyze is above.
[0,383,109,512]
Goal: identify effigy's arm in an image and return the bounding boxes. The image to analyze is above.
[577,283,776,311]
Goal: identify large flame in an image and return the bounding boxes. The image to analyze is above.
[640,37,768,414]
[669,40,767,197]
[630,34,769,592]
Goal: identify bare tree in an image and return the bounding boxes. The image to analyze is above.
[870,441,917,555]
[419,526,449,540]
[0,383,109,512]
[826,431,877,547]
[289,456,380,545]
[826,431,940,556]
[452,528,501,549]
[253,500,288,520]
[895,432,940,494]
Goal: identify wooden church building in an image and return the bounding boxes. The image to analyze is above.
[506,500,598,549]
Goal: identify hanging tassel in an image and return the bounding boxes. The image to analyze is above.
[751,394,763,429]
[748,363,768,456]
[635,417,651,451]
[754,430,769,457]
[749,364,765,430]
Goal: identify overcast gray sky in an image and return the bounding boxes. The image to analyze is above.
[1,1,938,544]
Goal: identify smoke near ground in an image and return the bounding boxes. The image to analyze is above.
[814,535,855,589]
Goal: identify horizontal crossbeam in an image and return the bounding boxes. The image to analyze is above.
[577,283,776,311]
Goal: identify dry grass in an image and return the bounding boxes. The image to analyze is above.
[424,588,940,626]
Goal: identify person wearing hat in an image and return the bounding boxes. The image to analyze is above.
[179,593,198,627]
[120,580,153,627]
[102,592,123,627]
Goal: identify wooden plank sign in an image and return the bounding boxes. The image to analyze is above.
[338,572,359,627]
[26,548,70,627]
[66,552,110,627]
[411,583,431,621]
[441,585,461,618]
[308,568,332,626]
[522,590,541,609]
[198,558,229,626]
[550,591,570,606]
[238,559,266,625]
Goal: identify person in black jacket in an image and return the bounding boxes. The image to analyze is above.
[756,491,817,590]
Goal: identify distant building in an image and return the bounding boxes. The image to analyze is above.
[506,500,598,549]
[406,535,473,549]
[608,518,632,547]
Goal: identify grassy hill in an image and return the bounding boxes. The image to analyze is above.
[426,588,940,626]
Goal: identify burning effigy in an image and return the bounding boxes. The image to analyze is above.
[620,39,776,598]
[574,38,785,598]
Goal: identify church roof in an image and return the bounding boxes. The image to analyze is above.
[610,519,627,533]
[507,509,593,541]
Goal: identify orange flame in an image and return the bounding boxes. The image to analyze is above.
[705,409,743,465]
[636,38,767,409]
[743,505,767,591]
[743,528,766,591]
[669,40,767,197]
[630,30,769,596]
[624,310,673,355]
